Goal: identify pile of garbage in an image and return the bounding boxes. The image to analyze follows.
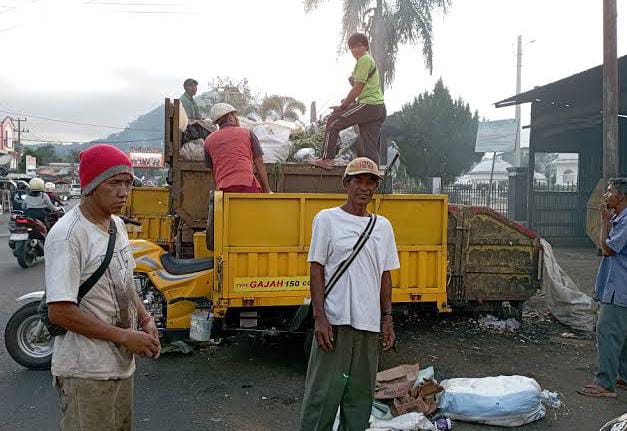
[355,362,561,430]
[178,113,359,165]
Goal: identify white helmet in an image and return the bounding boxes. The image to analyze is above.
[44,182,56,192]
[210,103,237,123]
[29,177,45,192]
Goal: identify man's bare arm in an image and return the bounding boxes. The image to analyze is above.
[49,302,159,357]
[253,156,272,193]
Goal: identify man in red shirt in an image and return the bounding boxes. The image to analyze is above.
[204,103,272,193]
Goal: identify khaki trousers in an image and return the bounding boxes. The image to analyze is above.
[54,376,134,431]
[299,325,379,431]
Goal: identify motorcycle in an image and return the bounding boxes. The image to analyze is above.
[8,207,65,268]
[5,234,213,370]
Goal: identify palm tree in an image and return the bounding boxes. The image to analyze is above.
[259,95,307,121]
[304,0,451,88]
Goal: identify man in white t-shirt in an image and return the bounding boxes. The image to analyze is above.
[299,157,400,431]
[46,144,160,431]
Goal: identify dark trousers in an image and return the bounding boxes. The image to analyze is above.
[298,326,379,431]
[322,104,386,164]
[594,302,627,390]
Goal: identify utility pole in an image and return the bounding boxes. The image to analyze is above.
[513,35,523,168]
[603,0,618,180]
[11,117,28,171]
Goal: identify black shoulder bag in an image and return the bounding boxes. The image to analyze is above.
[39,219,118,337]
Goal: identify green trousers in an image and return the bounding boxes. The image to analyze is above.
[594,302,627,391]
[298,325,379,431]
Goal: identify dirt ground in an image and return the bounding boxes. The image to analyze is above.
[134,245,625,431]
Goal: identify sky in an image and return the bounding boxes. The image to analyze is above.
[0,0,625,144]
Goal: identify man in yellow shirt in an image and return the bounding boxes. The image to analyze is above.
[313,33,386,169]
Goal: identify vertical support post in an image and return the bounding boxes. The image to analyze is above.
[514,35,523,168]
[603,0,618,179]
[487,152,497,207]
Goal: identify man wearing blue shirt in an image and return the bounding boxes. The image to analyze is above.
[579,178,627,398]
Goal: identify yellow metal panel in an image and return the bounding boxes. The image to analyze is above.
[211,192,449,310]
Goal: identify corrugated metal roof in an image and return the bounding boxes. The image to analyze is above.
[495,55,627,109]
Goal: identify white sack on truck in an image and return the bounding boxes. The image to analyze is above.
[253,123,292,164]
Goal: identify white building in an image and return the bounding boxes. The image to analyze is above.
[465,154,513,184]
[549,153,579,185]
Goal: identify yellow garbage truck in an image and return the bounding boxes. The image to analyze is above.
[130,191,450,339]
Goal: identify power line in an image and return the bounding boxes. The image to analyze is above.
[20,137,163,144]
[0,108,162,131]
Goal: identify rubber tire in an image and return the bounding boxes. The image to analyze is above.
[16,242,35,268]
[5,302,52,370]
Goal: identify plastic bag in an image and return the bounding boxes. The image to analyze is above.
[438,376,545,427]
[599,413,627,431]
[253,123,292,164]
[367,413,436,431]
[180,139,205,161]
[541,239,596,332]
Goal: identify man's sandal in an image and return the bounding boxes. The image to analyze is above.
[577,384,618,398]
[616,379,627,391]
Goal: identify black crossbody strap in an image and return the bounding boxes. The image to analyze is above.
[324,214,377,299]
[367,65,377,81]
[77,219,117,303]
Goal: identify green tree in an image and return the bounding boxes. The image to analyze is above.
[383,79,481,182]
[197,77,259,118]
[259,95,306,121]
[19,144,60,172]
[304,0,451,88]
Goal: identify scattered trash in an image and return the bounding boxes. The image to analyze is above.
[375,362,420,400]
[478,314,521,333]
[180,138,205,161]
[541,239,597,332]
[413,366,435,389]
[438,375,546,427]
[433,418,453,430]
[598,413,627,431]
[293,147,316,162]
[560,332,577,338]
[372,401,394,420]
[540,390,562,409]
[375,363,443,417]
[160,340,194,355]
[367,412,436,430]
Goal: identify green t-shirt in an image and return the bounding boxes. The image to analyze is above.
[352,53,384,105]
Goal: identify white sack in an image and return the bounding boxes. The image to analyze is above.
[541,239,597,332]
[180,138,205,161]
[438,376,545,427]
[253,123,292,164]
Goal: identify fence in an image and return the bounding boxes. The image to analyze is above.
[394,179,509,218]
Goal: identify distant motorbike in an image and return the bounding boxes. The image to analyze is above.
[8,207,65,268]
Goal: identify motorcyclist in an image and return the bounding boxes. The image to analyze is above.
[44,182,65,206]
[22,178,58,228]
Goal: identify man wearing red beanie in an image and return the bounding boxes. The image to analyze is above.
[45,144,160,431]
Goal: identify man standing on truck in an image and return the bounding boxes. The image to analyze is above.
[46,144,161,430]
[204,103,272,193]
[312,33,386,169]
[299,157,400,430]
[180,78,201,121]
[578,178,627,398]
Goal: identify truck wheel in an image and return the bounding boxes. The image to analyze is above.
[5,302,53,370]
[16,242,36,268]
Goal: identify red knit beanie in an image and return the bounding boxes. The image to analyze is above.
[79,144,133,195]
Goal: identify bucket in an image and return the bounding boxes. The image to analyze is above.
[189,310,212,342]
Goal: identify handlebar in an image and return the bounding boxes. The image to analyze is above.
[119,215,142,227]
